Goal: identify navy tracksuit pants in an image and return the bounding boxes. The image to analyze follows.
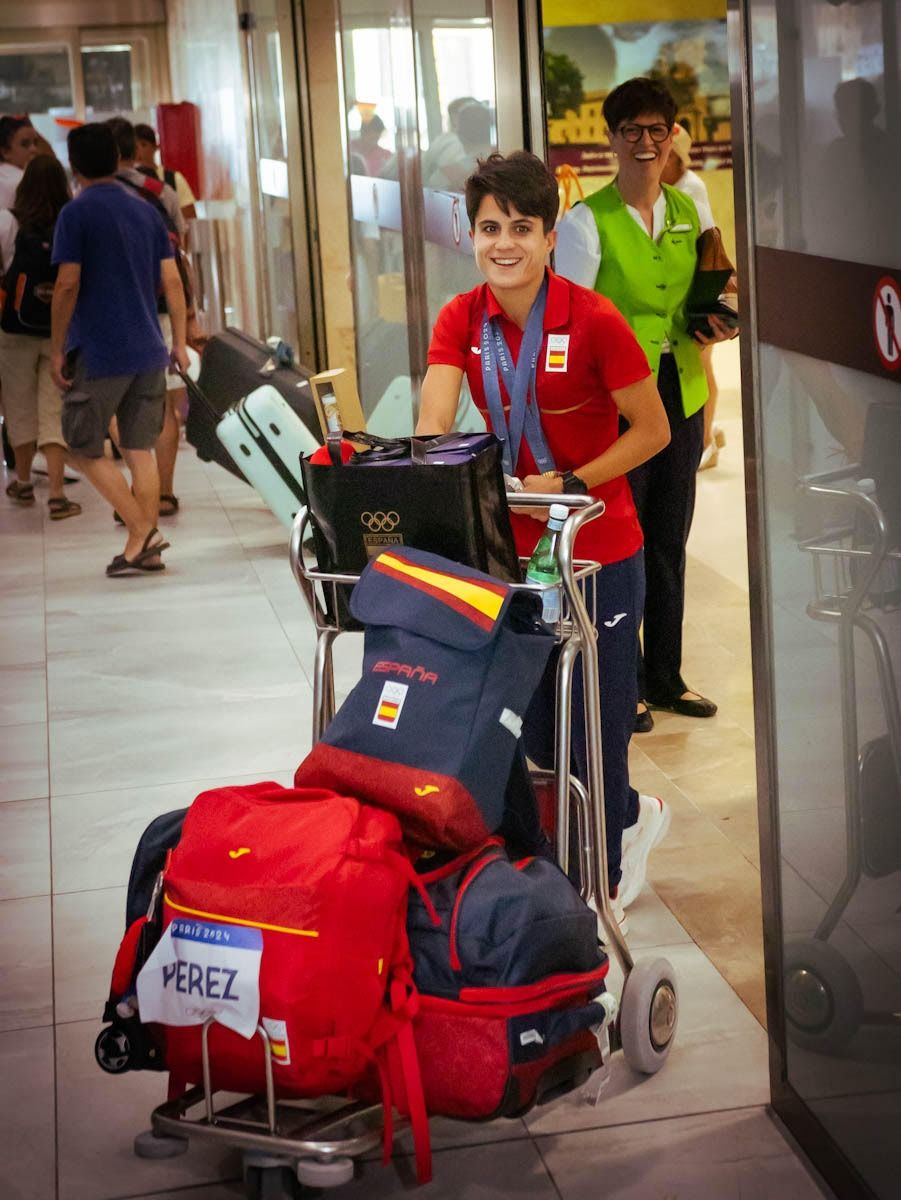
[523,547,644,889]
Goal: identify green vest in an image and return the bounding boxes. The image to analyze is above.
[580,182,707,418]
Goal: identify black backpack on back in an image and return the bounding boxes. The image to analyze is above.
[1,226,56,337]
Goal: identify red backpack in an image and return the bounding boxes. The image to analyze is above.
[109,783,436,1181]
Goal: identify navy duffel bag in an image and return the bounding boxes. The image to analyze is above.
[391,839,610,1121]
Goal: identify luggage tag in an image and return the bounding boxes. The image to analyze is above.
[136,917,263,1038]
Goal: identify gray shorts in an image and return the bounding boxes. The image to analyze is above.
[61,353,166,459]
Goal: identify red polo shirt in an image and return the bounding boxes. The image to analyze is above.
[427,269,650,565]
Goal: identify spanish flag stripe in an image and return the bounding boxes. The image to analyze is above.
[374,559,496,631]
[165,894,319,938]
[375,553,505,623]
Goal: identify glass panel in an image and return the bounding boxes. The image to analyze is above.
[749,2,901,1195]
[81,46,134,115]
[247,0,300,346]
[0,48,73,113]
[750,0,901,268]
[340,11,415,428]
[413,6,497,432]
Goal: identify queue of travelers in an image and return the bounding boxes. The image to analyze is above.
[1,113,193,569]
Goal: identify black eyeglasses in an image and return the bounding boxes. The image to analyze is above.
[617,122,672,144]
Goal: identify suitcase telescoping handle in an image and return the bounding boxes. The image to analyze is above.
[176,367,222,423]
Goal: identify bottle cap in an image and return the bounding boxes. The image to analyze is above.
[549,503,569,523]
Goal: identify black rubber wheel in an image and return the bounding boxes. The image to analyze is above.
[94,1025,133,1074]
[784,938,863,1054]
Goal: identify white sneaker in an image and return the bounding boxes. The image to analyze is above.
[31,451,81,483]
[618,795,671,909]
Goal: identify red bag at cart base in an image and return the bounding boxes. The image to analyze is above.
[132,782,434,1181]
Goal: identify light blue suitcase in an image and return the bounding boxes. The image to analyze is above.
[216,384,321,529]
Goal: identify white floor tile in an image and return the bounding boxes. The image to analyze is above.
[0,797,50,900]
[55,1019,239,1200]
[53,887,127,1025]
[0,663,46,727]
[49,692,312,798]
[0,721,48,803]
[0,1025,55,1200]
[51,771,296,895]
[525,942,769,1135]
[536,1107,829,1200]
[0,894,53,1031]
[333,1135,558,1199]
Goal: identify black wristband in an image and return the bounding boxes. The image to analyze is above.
[561,470,588,495]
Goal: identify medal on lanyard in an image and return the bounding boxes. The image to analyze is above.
[480,278,556,477]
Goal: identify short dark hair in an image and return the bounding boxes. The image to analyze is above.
[0,114,33,154]
[105,116,136,162]
[603,78,677,133]
[465,151,559,233]
[67,123,118,179]
[11,154,70,232]
[134,122,157,146]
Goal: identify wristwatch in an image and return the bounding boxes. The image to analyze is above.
[560,470,588,495]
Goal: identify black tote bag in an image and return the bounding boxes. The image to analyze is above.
[300,432,522,593]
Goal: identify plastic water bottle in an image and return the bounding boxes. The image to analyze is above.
[526,502,568,626]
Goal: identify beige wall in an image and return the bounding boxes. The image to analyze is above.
[301,2,356,376]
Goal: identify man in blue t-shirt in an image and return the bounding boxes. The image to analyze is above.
[50,123,188,577]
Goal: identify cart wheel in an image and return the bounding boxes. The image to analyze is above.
[784,938,863,1054]
[619,957,678,1074]
[133,1129,189,1159]
[94,1025,133,1074]
[296,1156,355,1188]
[245,1165,303,1199]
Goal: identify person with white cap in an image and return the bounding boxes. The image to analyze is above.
[661,122,726,471]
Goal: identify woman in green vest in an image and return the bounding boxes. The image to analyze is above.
[555,77,737,733]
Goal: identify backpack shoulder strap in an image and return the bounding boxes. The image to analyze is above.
[141,174,165,197]
[164,167,177,191]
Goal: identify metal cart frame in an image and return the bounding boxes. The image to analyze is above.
[135,497,678,1196]
[784,466,901,1054]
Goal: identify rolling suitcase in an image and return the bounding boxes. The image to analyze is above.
[216,385,320,528]
[185,327,319,482]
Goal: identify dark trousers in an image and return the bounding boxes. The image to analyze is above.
[628,353,705,701]
[523,548,644,889]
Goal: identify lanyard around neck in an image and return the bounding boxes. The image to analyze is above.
[480,278,555,477]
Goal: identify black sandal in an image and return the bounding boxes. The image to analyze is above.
[48,497,82,521]
[159,493,180,516]
[106,528,170,576]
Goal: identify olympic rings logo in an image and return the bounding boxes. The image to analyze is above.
[361,511,400,532]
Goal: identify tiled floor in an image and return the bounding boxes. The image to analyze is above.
[0,342,830,1199]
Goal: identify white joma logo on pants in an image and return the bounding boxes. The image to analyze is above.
[603,613,627,628]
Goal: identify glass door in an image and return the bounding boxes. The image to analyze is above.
[737,2,901,1196]
[336,0,529,431]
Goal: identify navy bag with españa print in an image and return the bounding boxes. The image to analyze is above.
[294,548,554,850]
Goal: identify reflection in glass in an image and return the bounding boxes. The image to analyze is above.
[750,5,901,1193]
[0,49,73,113]
[750,0,901,268]
[82,47,133,115]
[248,1,299,346]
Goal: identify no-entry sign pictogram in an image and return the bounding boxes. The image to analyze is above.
[873,276,901,370]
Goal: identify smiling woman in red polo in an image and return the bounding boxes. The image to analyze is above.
[416,150,671,926]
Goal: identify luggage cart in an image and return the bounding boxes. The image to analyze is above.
[784,468,901,1055]
[136,496,678,1197]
